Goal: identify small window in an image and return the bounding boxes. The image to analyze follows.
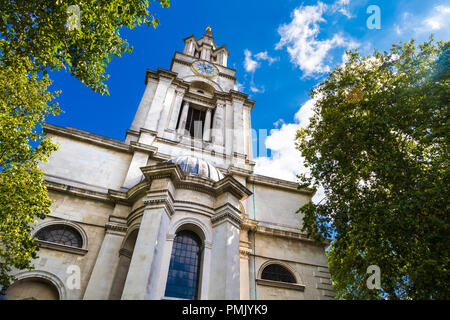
[261,264,296,283]
[35,224,83,248]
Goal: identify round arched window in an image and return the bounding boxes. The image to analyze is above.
[35,224,83,248]
[165,230,202,300]
[261,264,296,283]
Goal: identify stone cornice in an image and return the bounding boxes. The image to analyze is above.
[214,175,253,199]
[228,165,253,177]
[143,189,175,217]
[144,68,178,85]
[183,92,216,108]
[247,174,314,196]
[43,123,160,158]
[256,279,306,291]
[129,141,158,154]
[45,179,113,203]
[173,200,215,217]
[35,239,88,256]
[105,216,128,235]
[241,218,259,231]
[43,123,130,153]
[211,205,243,227]
[105,221,128,235]
[239,247,252,258]
[141,163,252,200]
[171,51,236,73]
[254,224,330,246]
[44,177,145,207]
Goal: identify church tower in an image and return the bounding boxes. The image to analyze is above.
[123,26,255,190]
[6,28,334,301]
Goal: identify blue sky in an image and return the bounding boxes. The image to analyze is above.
[47,0,449,187]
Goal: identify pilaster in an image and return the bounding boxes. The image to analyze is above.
[82,217,127,300]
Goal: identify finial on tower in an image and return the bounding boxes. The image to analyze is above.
[206,26,212,32]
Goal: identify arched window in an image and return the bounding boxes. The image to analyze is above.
[261,264,296,283]
[165,230,202,300]
[35,224,83,248]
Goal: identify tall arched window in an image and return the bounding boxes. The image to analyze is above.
[164,230,202,300]
[35,224,83,248]
[261,264,296,283]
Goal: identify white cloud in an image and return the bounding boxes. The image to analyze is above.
[254,51,279,65]
[330,0,352,18]
[242,49,278,95]
[275,1,359,77]
[244,49,279,73]
[395,6,450,36]
[254,97,318,182]
[250,85,265,94]
[422,5,450,31]
[234,81,244,92]
[244,49,259,73]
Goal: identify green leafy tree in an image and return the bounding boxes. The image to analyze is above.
[0,0,170,286]
[0,58,61,287]
[296,37,449,299]
[0,0,170,94]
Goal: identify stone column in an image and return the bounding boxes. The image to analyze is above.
[151,234,175,300]
[203,108,212,142]
[212,102,225,146]
[232,97,245,155]
[177,101,190,135]
[209,209,242,299]
[121,207,171,299]
[247,107,253,161]
[143,76,172,132]
[224,100,234,156]
[121,151,148,189]
[121,187,173,300]
[108,248,133,300]
[83,221,127,300]
[130,79,158,131]
[156,85,176,136]
[167,90,185,131]
[239,219,258,300]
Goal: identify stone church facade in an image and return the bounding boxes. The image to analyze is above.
[6,28,334,300]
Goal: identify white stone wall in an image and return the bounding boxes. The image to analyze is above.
[23,190,117,299]
[41,134,132,191]
[249,184,308,228]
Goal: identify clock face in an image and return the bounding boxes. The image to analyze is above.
[191,60,219,78]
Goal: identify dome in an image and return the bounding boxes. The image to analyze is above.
[163,155,224,182]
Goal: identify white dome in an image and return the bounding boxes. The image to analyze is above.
[163,155,224,182]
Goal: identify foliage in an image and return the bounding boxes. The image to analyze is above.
[0,0,170,94]
[0,58,61,286]
[0,0,170,286]
[296,37,449,299]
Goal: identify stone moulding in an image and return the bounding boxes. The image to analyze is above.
[256,278,306,291]
[211,206,243,227]
[35,239,88,256]
[143,189,175,217]
[141,163,252,200]
[43,123,130,153]
[11,270,67,300]
[105,221,128,236]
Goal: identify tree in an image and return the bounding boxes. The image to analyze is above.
[0,0,170,94]
[0,58,60,287]
[0,0,170,286]
[296,37,449,299]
